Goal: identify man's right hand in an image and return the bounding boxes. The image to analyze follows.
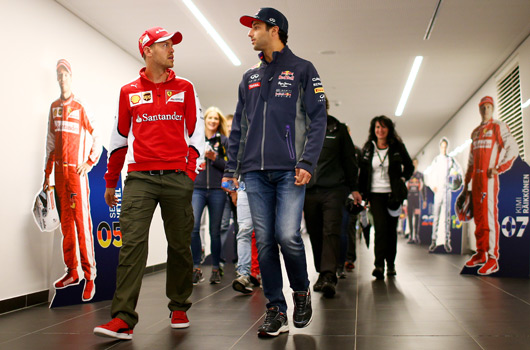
[105,188,118,207]
[221,176,238,193]
[43,177,50,191]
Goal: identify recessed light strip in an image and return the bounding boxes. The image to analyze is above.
[182,0,241,66]
[395,56,423,117]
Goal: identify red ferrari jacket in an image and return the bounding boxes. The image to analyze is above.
[105,68,204,188]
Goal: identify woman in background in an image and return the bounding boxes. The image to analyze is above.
[358,115,413,280]
[191,106,228,284]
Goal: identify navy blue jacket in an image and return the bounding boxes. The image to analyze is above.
[224,46,327,177]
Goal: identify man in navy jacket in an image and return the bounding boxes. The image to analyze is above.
[222,7,327,338]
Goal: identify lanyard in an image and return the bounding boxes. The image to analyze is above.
[375,146,389,177]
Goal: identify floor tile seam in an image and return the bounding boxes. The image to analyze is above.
[430,252,530,305]
[422,284,486,350]
[407,249,487,349]
[473,278,530,306]
[228,313,266,349]
[354,334,481,338]
[354,255,361,350]
[143,283,233,331]
[0,305,107,346]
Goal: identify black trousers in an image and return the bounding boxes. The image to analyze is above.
[407,196,421,241]
[370,193,399,269]
[304,186,348,278]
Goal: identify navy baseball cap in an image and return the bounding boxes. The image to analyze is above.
[240,7,289,34]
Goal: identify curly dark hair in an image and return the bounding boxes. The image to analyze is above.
[367,115,403,145]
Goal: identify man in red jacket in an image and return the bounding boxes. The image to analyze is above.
[94,27,204,340]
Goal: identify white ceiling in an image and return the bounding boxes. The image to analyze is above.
[57,0,530,156]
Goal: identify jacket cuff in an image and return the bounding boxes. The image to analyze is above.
[106,179,119,188]
[296,162,313,175]
[223,170,236,178]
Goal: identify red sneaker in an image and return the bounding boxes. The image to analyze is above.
[170,310,190,329]
[464,253,486,267]
[478,258,499,275]
[82,280,95,301]
[93,318,133,340]
[54,270,79,289]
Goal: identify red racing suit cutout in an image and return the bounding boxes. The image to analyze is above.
[45,95,102,281]
[464,119,518,260]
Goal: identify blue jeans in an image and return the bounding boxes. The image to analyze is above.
[244,170,309,313]
[236,184,253,276]
[191,188,226,268]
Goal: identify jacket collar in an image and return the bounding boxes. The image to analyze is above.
[139,67,176,84]
[258,45,292,65]
[326,115,339,133]
[59,93,74,104]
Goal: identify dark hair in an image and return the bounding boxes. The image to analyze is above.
[265,23,288,45]
[367,115,402,145]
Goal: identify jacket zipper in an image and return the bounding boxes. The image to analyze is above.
[285,125,295,160]
[261,102,267,170]
[206,157,210,189]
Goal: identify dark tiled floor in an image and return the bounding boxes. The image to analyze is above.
[2,235,530,349]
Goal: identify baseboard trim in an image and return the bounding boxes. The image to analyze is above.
[0,263,168,315]
[0,290,49,315]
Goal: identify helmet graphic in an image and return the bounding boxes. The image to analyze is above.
[448,170,463,191]
[33,187,60,232]
[455,190,473,222]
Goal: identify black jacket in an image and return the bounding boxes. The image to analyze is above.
[307,115,358,191]
[358,140,414,201]
[194,133,228,189]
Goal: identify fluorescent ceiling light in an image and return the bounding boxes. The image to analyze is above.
[395,56,423,117]
[182,0,241,66]
[522,98,530,109]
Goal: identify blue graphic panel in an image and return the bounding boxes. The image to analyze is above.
[430,187,463,254]
[461,156,530,277]
[51,148,122,307]
[419,186,434,245]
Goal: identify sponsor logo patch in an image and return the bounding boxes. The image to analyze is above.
[248,73,261,84]
[68,109,80,120]
[52,107,62,117]
[314,87,325,94]
[275,89,292,98]
[249,82,261,90]
[278,81,291,87]
[129,91,153,107]
[166,90,185,103]
[140,34,150,46]
[474,139,493,149]
[54,120,79,134]
[279,71,294,80]
[135,112,183,123]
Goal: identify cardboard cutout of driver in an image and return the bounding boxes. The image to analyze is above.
[43,59,102,300]
[462,96,518,275]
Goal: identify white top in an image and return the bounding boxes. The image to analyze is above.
[371,143,391,193]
